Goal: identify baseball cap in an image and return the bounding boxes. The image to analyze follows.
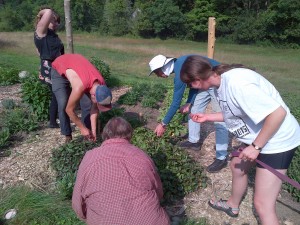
[95,85,112,112]
[148,55,175,76]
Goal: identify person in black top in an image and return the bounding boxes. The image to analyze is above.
[34,7,64,128]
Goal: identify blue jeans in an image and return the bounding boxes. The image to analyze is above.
[189,88,229,160]
[51,69,92,136]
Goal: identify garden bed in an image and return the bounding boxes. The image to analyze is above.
[0,84,299,225]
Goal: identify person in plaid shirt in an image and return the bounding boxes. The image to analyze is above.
[72,117,170,225]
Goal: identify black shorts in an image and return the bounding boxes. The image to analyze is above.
[257,148,297,169]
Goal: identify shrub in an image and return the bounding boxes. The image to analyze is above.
[21,73,51,121]
[0,127,10,150]
[1,99,16,110]
[51,139,100,199]
[132,127,205,204]
[90,57,111,85]
[117,90,139,105]
[0,66,20,85]
[1,107,39,134]
[117,82,166,107]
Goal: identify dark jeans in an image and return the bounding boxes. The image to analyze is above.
[51,69,91,136]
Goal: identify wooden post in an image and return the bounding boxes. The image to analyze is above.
[207,17,216,59]
[64,0,74,53]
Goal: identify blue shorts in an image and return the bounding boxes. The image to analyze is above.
[257,148,297,169]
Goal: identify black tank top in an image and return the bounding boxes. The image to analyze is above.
[34,29,64,61]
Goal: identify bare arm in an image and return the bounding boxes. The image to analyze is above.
[65,87,86,131]
[190,112,224,123]
[240,106,287,161]
[36,9,53,37]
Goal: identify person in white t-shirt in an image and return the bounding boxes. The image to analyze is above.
[180,55,300,225]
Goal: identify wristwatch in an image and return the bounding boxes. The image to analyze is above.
[251,143,262,151]
[161,122,167,128]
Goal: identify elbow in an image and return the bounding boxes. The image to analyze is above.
[279,106,287,118]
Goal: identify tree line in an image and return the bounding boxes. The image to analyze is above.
[0,0,299,48]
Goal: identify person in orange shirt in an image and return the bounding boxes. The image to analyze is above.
[51,54,112,142]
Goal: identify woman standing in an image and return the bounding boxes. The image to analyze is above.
[34,7,64,128]
[180,55,300,225]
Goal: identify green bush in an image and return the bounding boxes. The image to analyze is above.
[132,127,205,204]
[0,66,20,86]
[0,127,10,150]
[1,99,16,110]
[117,90,139,105]
[0,186,84,225]
[117,82,166,107]
[21,73,51,121]
[51,139,100,199]
[1,107,39,134]
[90,57,111,85]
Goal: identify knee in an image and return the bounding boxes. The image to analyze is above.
[253,197,266,215]
[230,161,247,177]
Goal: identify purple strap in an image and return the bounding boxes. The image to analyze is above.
[231,150,300,190]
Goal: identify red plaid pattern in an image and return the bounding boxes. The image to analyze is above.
[72,138,170,225]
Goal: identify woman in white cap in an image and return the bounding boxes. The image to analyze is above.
[148,54,229,173]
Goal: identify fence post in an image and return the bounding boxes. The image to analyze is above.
[207,17,216,59]
[64,0,74,53]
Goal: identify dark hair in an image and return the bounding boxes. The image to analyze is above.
[180,55,250,84]
[102,117,133,141]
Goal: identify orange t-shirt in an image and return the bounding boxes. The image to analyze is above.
[52,54,105,92]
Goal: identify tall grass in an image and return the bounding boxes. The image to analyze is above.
[0,186,84,225]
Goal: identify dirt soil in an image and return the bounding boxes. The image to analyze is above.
[0,85,299,225]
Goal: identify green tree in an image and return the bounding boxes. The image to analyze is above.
[134,0,186,39]
[70,0,105,32]
[263,0,300,47]
[102,0,132,36]
[185,0,216,40]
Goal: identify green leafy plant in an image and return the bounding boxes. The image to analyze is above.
[51,139,100,199]
[0,127,10,150]
[90,57,111,84]
[0,66,20,85]
[117,90,140,105]
[21,73,51,121]
[1,107,39,134]
[118,82,167,107]
[132,127,205,204]
[1,99,16,110]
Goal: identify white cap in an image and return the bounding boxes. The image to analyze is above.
[148,55,175,76]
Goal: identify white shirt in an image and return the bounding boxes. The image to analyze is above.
[216,68,300,154]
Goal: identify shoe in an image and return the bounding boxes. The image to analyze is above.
[206,158,228,173]
[65,135,72,143]
[48,123,60,128]
[178,140,200,150]
[208,199,239,218]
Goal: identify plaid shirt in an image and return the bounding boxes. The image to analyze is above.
[72,138,170,225]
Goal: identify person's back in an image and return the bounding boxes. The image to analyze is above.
[72,117,170,225]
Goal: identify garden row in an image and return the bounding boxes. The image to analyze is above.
[0,59,209,225]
